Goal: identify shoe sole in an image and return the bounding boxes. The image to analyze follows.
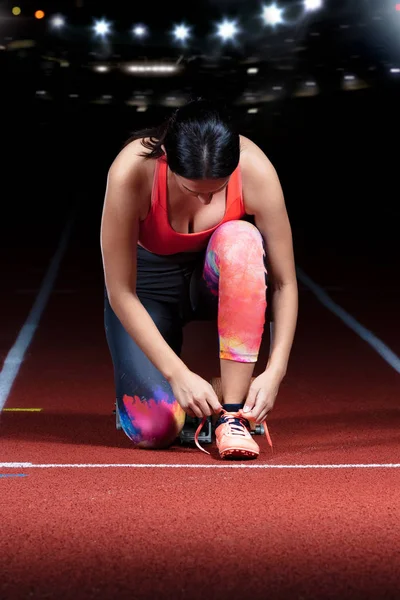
[219,447,259,459]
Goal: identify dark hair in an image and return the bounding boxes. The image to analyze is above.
[125,99,240,179]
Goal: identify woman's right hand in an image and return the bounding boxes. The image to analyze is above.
[169,368,222,418]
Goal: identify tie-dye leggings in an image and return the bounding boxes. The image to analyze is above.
[104,220,268,449]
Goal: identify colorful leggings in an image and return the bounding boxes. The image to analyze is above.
[104,220,268,449]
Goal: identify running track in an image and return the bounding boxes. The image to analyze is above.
[1,210,399,600]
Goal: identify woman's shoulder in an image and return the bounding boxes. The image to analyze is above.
[109,138,156,183]
[239,134,276,180]
[107,138,158,219]
[110,138,157,192]
[239,134,271,166]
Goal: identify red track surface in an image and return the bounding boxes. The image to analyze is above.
[1,220,400,599]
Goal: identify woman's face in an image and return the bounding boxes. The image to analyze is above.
[173,173,230,205]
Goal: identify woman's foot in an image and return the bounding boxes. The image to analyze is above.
[215,409,260,459]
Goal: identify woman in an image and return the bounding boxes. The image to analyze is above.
[100,99,298,460]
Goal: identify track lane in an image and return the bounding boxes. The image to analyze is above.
[1,242,399,465]
[1,237,399,600]
[1,468,399,600]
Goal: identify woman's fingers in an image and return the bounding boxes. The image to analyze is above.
[194,398,212,417]
[171,370,222,419]
[189,403,203,418]
[207,386,223,414]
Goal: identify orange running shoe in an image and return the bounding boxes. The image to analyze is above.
[194,409,273,458]
[215,410,260,459]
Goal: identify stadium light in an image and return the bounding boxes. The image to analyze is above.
[50,14,65,28]
[172,24,190,42]
[216,19,239,41]
[132,24,147,37]
[262,4,284,26]
[125,64,177,74]
[304,0,323,10]
[93,19,111,37]
[94,65,109,72]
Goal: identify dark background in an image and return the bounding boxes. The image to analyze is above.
[1,0,399,275]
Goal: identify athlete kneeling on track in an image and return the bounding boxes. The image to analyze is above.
[100,98,298,459]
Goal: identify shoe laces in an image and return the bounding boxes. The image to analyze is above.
[218,411,251,437]
[194,409,273,456]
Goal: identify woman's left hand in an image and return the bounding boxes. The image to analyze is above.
[239,368,284,424]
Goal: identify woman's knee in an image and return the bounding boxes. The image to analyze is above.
[215,219,261,238]
[105,294,186,449]
[206,220,266,277]
[118,392,186,449]
[208,220,264,259]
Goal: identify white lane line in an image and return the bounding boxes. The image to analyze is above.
[0,212,75,410]
[296,267,400,374]
[1,463,400,469]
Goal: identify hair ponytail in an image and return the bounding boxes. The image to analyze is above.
[123,119,169,158]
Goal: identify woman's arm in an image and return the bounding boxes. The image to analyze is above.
[240,137,298,378]
[100,143,187,381]
[100,142,221,417]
